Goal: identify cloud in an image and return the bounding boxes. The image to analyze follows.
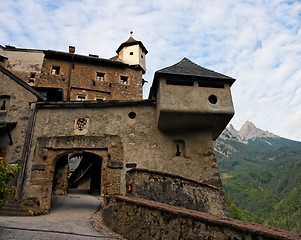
[1,0,301,141]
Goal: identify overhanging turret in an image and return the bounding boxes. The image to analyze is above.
[150,58,236,140]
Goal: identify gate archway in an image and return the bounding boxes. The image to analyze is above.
[53,152,102,196]
[22,135,123,212]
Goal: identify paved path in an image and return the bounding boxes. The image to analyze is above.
[0,191,119,239]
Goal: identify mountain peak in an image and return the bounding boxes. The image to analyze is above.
[214,121,279,157]
[239,121,278,141]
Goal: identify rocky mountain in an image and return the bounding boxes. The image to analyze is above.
[214,121,301,232]
[238,121,278,141]
[214,121,279,157]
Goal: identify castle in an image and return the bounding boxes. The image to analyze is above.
[10,34,298,239]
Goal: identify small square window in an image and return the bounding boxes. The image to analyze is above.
[130,52,134,55]
[0,55,6,63]
[51,66,60,75]
[76,95,86,101]
[141,55,143,59]
[96,72,105,81]
[120,76,129,85]
[30,72,36,79]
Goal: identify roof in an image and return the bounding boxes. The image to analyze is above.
[0,44,44,53]
[116,36,148,54]
[0,45,133,69]
[0,66,47,101]
[44,50,129,68]
[149,58,236,99]
[35,99,155,109]
[156,57,235,81]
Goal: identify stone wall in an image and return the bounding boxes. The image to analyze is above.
[103,196,301,240]
[38,56,143,101]
[1,48,143,101]
[126,168,228,216]
[21,101,224,211]
[0,71,37,164]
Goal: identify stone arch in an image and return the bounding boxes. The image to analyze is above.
[23,135,123,213]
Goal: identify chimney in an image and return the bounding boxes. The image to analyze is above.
[69,46,75,54]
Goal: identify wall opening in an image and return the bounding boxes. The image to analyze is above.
[120,76,129,85]
[52,152,102,196]
[208,95,218,104]
[174,140,185,157]
[0,95,10,111]
[198,82,224,88]
[51,66,60,75]
[128,111,136,119]
[166,80,194,86]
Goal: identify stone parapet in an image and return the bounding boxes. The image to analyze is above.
[103,196,301,240]
[126,168,228,216]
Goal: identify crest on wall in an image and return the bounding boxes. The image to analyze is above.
[74,118,89,135]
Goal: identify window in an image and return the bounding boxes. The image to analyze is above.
[76,95,86,101]
[51,66,60,75]
[208,95,218,104]
[0,55,6,63]
[141,55,144,59]
[166,80,194,86]
[30,72,36,79]
[128,112,136,119]
[95,96,104,101]
[28,72,36,86]
[174,140,185,157]
[0,95,10,111]
[130,52,134,55]
[120,76,129,85]
[1,100,7,110]
[96,72,105,81]
[198,82,224,88]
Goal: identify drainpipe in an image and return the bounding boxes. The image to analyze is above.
[16,102,37,200]
[66,46,75,101]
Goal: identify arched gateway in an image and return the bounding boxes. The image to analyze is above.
[21,135,123,213]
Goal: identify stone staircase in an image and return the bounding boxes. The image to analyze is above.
[0,199,31,216]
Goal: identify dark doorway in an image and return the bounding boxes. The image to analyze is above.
[68,152,102,195]
[52,152,102,196]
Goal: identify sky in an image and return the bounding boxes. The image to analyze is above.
[1,0,301,141]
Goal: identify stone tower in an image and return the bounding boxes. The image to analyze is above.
[116,32,148,73]
[149,57,235,140]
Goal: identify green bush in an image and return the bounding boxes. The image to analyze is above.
[0,157,19,208]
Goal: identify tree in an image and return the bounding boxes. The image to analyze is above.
[226,195,244,220]
[0,157,19,208]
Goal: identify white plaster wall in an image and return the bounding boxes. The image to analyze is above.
[2,50,44,73]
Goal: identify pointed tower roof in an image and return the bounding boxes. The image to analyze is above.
[149,57,235,99]
[116,33,148,54]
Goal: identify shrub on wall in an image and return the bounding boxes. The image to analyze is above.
[0,157,19,208]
